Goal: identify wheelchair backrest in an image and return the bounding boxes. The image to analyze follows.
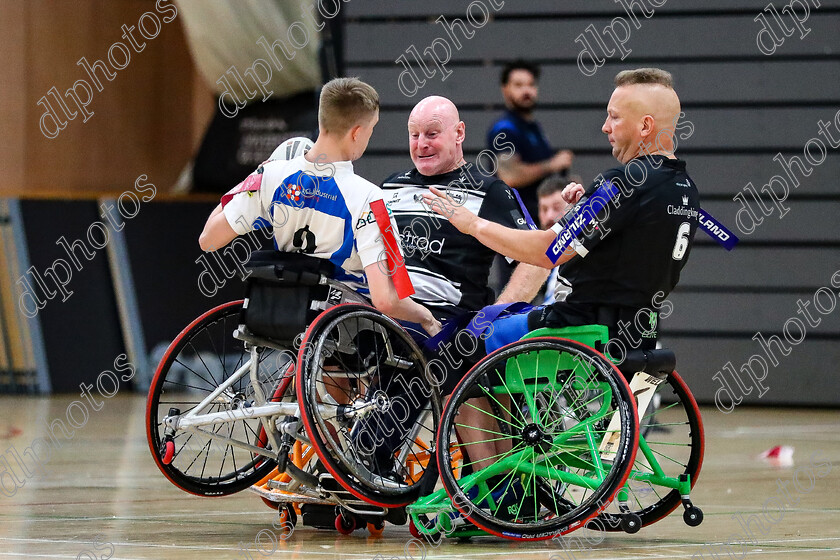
[239,251,354,344]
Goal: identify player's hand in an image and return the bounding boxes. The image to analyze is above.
[550,150,574,172]
[421,316,443,337]
[421,186,479,235]
[561,182,585,205]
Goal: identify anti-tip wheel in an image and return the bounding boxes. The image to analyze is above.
[621,513,643,534]
[367,521,385,536]
[160,439,175,465]
[408,516,442,542]
[278,504,298,538]
[683,506,704,527]
[409,519,421,539]
[335,513,357,535]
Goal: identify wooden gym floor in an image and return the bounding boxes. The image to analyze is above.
[0,394,838,559]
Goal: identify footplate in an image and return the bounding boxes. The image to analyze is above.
[251,472,388,518]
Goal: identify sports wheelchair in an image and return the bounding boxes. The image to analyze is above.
[247,300,706,541]
[147,250,704,541]
[406,324,705,541]
[146,251,440,535]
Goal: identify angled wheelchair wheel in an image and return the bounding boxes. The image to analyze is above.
[436,337,638,540]
[297,303,441,507]
[146,300,293,496]
[594,370,704,530]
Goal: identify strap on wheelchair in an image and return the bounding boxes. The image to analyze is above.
[420,302,532,353]
[466,302,532,338]
[244,250,334,285]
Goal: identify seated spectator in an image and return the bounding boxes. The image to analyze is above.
[537,174,581,304]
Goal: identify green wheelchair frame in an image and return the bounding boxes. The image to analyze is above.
[407,324,704,541]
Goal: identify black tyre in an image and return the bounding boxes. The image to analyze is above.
[436,337,638,540]
[297,304,441,507]
[146,301,294,496]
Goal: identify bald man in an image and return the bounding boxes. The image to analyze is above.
[381,95,548,324]
[352,96,547,491]
[424,68,700,352]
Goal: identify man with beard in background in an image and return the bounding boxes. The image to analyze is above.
[487,60,574,221]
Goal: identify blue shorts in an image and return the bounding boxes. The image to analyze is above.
[484,310,536,354]
[402,303,542,356]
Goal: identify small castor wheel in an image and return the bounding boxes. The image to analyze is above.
[367,521,385,536]
[409,517,441,542]
[160,407,180,465]
[621,513,643,534]
[409,519,421,539]
[280,504,298,526]
[335,512,357,535]
[260,497,278,511]
[683,506,704,527]
[160,439,175,465]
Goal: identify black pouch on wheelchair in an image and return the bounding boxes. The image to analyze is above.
[240,251,335,342]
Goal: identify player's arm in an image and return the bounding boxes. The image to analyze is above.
[201,165,269,251]
[199,203,238,251]
[498,151,573,189]
[357,194,441,336]
[496,263,550,304]
[422,186,574,269]
[494,184,583,301]
[365,261,441,336]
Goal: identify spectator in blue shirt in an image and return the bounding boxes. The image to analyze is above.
[486,60,574,220]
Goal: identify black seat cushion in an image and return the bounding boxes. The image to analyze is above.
[617,348,676,378]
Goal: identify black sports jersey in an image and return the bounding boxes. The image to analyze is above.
[553,155,699,309]
[382,164,532,318]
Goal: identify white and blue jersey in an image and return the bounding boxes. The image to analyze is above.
[222,156,398,289]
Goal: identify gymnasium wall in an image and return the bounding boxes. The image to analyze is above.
[0,198,251,394]
[342,0,840,407]
[0,0,214,196]
[0,1,837,409]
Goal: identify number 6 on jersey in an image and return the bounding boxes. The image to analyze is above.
[672,222,691,260]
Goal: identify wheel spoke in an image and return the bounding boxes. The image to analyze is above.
[436,338,639,538]
[149,302,279,496]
